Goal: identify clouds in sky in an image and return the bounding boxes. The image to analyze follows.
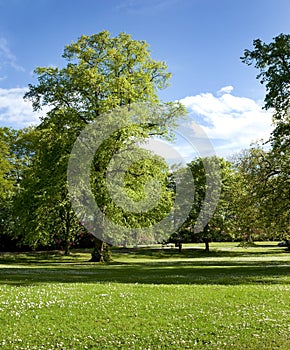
[179,86,273,157]
[0,87,42,128]
[0,84,273,158]
[0,37,25,75]
[217,86,234,95]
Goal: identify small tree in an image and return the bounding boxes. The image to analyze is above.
[174,156,234,252]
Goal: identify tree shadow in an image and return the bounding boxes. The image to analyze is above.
[0,247,289,286]
[0,250,86,265]
[113,246,288,260]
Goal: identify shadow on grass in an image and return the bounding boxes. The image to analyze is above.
[0,250,85,265]
[0,247,289,286]
[115,246,288,259]
[0,246,287,264]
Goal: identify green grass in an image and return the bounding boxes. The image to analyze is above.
[0,242,289,349]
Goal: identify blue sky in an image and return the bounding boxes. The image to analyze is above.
[0,0,290,157]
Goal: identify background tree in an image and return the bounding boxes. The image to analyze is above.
[242,34,290,249]
[13,123,83,253]
[234,147,290,246]
[0,128,14,247]
[230,148,269,244]
[171,157,235,252]
[0,128,13,198]
[0,127,33,250]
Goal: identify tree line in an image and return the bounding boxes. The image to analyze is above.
[0,31,289,260]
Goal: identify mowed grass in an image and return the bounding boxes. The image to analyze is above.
[0,242,289,349]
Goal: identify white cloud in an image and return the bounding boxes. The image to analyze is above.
[217,85,233,95]
[0,38,25,72]
[0,85,274,159]
[0,87,43,128]
[140,138,186,166]
[180,86,273,157]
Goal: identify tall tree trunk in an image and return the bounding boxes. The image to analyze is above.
[204,238,210,252]
[64,241,70,256]
[90,237,112,262]
[203,224,210,252]
[90,207,111,262]
[90,237,105,262]
[63,206,72,256]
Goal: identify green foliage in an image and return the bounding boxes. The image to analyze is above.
[25,30,172,118]
[0,128,13,199]
[241,33,290,122]
[0,127,34,246]
[234,146,290,243]
[0,129,14,243]
[12,124,83,251]
[173,157,236,250]
[90,136,175,246]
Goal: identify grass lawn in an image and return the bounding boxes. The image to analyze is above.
[0,242,289,349]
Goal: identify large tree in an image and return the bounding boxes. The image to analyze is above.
[241,34,290,249]
[23,31,185,259]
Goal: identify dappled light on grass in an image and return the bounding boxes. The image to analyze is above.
[0,242,289,286]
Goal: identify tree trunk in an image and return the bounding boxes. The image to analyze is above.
[204,239,210,252]
[91,238,112,262]
[64,240,70,256]
[90,207,112,262]
[203,223,210,252]
[63,206,72,256]
[90,237,105,262]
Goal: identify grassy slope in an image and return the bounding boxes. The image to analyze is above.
[0,242,289,349]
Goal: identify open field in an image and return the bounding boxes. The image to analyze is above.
[0,242,289,349]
